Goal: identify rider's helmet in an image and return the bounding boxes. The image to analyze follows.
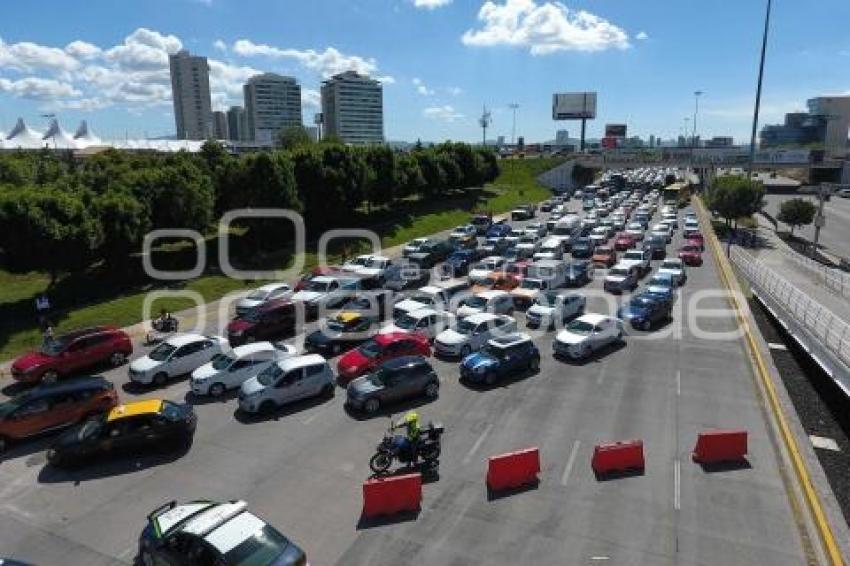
[405,411,419,426]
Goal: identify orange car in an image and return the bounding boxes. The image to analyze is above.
[0,376,118,453]
[592,246,617,268]
[471,271,522,294]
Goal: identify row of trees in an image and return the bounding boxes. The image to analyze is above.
[704,175,765,229]
[0,140,499,281]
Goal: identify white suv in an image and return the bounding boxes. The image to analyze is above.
[238,354,335,414]
[129,334,228,387]
[191,342,297,397]
[433,313,517,357]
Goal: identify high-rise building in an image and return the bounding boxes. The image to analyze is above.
[321,71,384,144]
[243,73,302,143]
[169,50,212,140]
[226,106,247,141]
[555,130,570,146]
[760,96,850,150]
[705,136,734,148]
[649,135,656,148]
[807,96,850,150]
[212,111,228,139]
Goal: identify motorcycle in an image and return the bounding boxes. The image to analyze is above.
[144,316,179,346]
[369,420,443,475]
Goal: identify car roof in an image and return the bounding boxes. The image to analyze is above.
[165,333,211,348]
[488,333,532,348]
[577,313,610,325]
[477,290,508,299]
[232,342,277,358]
[256,282,289,292]
[335,311,364,323]
[465,312,505,324]
[107,399,164,422]
[255,297,293,312]
[661,257,684,264]
[382,355,429,371]
[57,326,115,342]
[375,331,420,345]
[277,354,326,371]
[22,375,110,398]
[407,307,439,318]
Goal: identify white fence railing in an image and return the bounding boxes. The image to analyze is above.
[782,248,850,300]
[732,247,850,372]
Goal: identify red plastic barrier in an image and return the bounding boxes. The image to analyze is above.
[692,429,748,464]
[486,447,541,491]
[362,473,422,519]
[591,440,644,475]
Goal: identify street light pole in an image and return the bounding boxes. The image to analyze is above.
[690,91,703,182]
[747,0,772,180]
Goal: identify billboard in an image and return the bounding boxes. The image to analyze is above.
[553,92,597,120]
[605,123,627,138]
[601,136,618,149]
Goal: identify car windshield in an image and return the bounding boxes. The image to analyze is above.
[411,294,435,305]
[366,258,387,268]
[394,314,418,330]
[222,522,293,565]
[40,337,68,356]
[610,268,629,277]
[566,319,594,335]
[304,280,331,293]
[651,277,672,287]
[211,354,234,371]
[478,277,496,288]
[481,344,509,359]
[347,297,372,310]
[624,252,642,260]
[351,257,370,266]
[240,309,263,323]
[257,363,283,387]
[629,297,654,309]
[463,296,488,308]
[457,319,477,335]
[358,339,382,358]
[76,418,103,441]
[246,290,269,301]
[596,248,612,254]
[521,279,543,290]
[149,342,176,362]
[661,262,680,270]
[368,369,388,387]
[326,319,352,333]
[471,262,488,271]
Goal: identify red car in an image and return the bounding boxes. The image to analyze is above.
[226,299,297,345]
[613,232,637,251]
[678,244,704,266]
[294,266,339,291]
[11,326,132,384]
[336,332,431,385]
[686,233,705,251]
[505,260,532,281]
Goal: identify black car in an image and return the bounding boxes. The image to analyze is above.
[443,249,476,277]
[617,294,672,330]
[346,356,440,414]
[407,240,454,268]
[571,237,594,259]
[643,235,667,259]
[46,399,196,467]
[304,313,376,356]
[563,261,594,287]
[384,263,430,292]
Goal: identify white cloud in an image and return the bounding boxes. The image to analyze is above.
[412,77,435,96]
[213,39,227,52]
[50,97,111,111]
[0,37,80,72]
[302,89,321,109]
[413,0,452,9]
[636,31,649,41]
[461,0,630,55]
[65,40,102,60]
[0,77,80,99]
[232,39,388,79]
[447,86,463,96]
[104,28,182,71]
[423,105,465,122]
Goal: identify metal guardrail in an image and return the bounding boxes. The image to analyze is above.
[782,248,850,300]
[731,247,850,374]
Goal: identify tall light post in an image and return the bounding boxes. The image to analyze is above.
[747,0,772,180]
[691,90,703,182]
[479,105,492,147]
[508,103,519,145]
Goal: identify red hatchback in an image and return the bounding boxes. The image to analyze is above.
[686,233,705,251]
[336,332,431,385]
[294,266,339,291]
[11,326,132,384]
[678,244,704,266]
[613,232,637,251]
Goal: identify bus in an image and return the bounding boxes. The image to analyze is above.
[661,182,691,207]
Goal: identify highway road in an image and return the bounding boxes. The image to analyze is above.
[762,193,850,257]
[0,201,813,565]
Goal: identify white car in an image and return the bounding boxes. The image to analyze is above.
[525,291,586,329]
[589,226,610,246]
[504,229,525,248]
[356,255,392,279]
[450,225,477,239]
[456,290,515,318]
[403,238,429,257]
[534,237,565,261]
[515,234,541,255]
[553,313,624,360]
[657,258,688,286]
[625,222,645,240]
[238,354,335,414]
[380,308,456,340]
[838,188,850,198]
[235,282,292,316]
[524,222,548,238]
[650,223,673,243]
[130,333,228,386]
[469,256,505,282]
[191,341,296,397]
[341,254,373,273]
[433,313,517,357]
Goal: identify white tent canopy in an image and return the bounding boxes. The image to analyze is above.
[5,118,46,149]
[43,119,78,149]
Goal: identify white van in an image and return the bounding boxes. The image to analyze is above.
[237,354,334,414]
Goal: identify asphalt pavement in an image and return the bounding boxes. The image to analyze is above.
[0,201,814,565]
[762,193,850,259]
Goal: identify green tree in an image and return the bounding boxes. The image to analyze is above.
[707,175,765,229]
[95,189,151,268]
[414,150,445,197]
[437,151,462,191]
[363,145,397,209]
[130,158,214,232]
[278,125,313,150]
[396,153,426,198]
[776,197,817,236]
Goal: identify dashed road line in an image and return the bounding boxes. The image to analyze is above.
[561,440,581,486]
[462,424,493,465]
[674,459,681,511]
[768,342,788,351]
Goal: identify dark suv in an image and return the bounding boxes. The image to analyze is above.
[11,326,133,384]
[346,356,440,414]
[407,240,454,268]
[0,376,118,453]
[226,299,297,346]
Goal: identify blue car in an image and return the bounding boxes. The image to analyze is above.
[486,223,512,238]
[617,294,671,331]
[643,273,676,305]
[459,333,540,386]
[443,249,476,276]
[564,261,593,286]
[571,237,594,259]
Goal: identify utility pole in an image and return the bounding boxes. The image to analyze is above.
[813,183,827,255]
[691,91,703,186]
[747,0,772,181]
[508,103,519,145]
[479,105,492,147]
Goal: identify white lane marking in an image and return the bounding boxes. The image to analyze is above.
[676,370,681,396]
[462,424,493,465]
[595,363,608,385]
[301,412,321,425]
[561,440,581,486]
[590,557,610,561]
[674,459,681,511]
[810,435,841,452]
[767,342,788,351]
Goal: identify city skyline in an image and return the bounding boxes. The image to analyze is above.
[1,0,849,143]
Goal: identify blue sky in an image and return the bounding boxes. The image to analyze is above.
[1,0,848,143]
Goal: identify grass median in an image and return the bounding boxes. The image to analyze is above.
[0,157,564,362]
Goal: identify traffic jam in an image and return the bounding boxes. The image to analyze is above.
[1,167,707,565]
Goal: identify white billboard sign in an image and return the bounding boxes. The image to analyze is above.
[553,92,597,120]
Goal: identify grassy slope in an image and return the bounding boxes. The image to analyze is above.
[0,157,563,361]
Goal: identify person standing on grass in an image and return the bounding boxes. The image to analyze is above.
[42,322,55,348]
[35,293,51,329]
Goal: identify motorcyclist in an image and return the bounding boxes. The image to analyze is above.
[392,411,420,462]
